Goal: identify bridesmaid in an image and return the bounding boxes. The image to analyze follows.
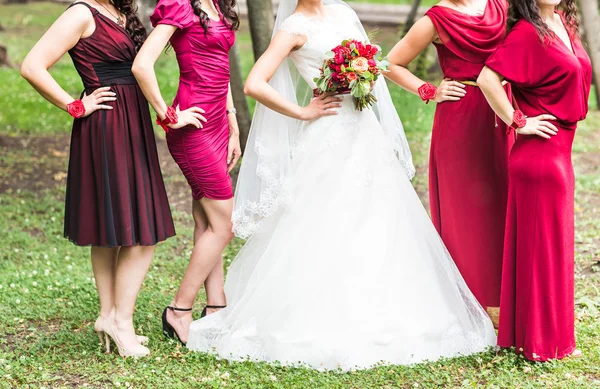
[478,0,591,361]
[132,0,240,345]
[20,0,176,356]
[384,0,513,320]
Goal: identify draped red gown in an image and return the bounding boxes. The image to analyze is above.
[425,0,514,311]
[486,18,592,361]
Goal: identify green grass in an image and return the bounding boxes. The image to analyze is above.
[1,2,600,388]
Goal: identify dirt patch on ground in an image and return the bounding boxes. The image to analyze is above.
[0,134,218,213]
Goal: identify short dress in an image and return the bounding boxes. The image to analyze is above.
[151,0,236,201]
[65,2,176,247]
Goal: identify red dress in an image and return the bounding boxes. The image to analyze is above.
[425,0,514,310]
[65,2,175,247]
[151,0,236,200]
[486,18,592,361]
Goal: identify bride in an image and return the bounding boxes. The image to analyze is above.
[186,0,496,370]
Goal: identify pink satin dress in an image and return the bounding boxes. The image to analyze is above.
[151,0,236,200]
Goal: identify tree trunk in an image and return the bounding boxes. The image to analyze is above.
[136,0,155,32]
[402,0,422,36]
[229,44,252,152]
[247,0,274,61]
[0,44,16,69]
[579,0,600,109]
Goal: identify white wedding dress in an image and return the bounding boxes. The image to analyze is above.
[186,3,496,370]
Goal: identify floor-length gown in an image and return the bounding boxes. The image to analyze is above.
[185,4,496,370]
[65,2,175,247]
[485,18,592,361]
[425,0,514,311]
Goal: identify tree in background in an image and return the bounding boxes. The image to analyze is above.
[137,0,154,31]
[247,0,274,60]
[229,44,252,152]
[579,0,600,109]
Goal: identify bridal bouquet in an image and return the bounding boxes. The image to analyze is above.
[314,39,389,111]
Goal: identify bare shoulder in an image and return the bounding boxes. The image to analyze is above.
[272,27,307,52]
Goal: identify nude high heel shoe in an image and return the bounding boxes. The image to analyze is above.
[94,317,149,352]
[102,315,150,358]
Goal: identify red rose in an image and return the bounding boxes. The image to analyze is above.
[368,59,377,68]
[418,82,437,103]
[346,72,358,82]
[67,99,86,118]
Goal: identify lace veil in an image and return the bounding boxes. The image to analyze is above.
[232,0,415,238]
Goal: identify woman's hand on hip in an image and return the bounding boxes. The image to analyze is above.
[81,87,117,117]
[299,93,343,121]
[433,79,466,103]
[518,114,558,139]
[168,105,207,129]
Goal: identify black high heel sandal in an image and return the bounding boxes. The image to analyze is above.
[200,305,227,318]
[162,306,192,346]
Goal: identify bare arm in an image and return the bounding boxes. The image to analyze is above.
[132,24,206,129]
[226,83,241,171]
[243,30,343,121]
[20,5,116,115]
[385,16,465,103]
[478,66,557,139]
[132,25,175,120]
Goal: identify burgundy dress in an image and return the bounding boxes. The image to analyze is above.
[65,2,175,247]
[486,18,592,361]
[151,0,236,201]
[425,0,514,310]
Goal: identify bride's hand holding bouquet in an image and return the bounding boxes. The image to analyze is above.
[314,39,389,111]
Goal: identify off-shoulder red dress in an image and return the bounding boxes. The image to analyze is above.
[65,2,175,247]
[424,0,514,311]
[486,18,592,361]
[151,0,236,201]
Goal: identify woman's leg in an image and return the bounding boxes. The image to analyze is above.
[193,201,228,313]
[107,245,155,350]
[167,197,234,343]
[91,247,119,318]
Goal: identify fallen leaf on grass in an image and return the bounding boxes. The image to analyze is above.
[53,172,67,181]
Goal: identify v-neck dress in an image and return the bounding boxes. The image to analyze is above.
[151,0,236,201]
[486,18,592,361]
[424,0,514,311]
[64,2,176,247]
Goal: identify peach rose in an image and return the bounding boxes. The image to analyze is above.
[351,57,369,73]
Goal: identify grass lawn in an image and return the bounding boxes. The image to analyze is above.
[1,3,599,388]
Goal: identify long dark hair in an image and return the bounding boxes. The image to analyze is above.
[113,0,147,51]
[507,0,579,40]
[191,0,240,33]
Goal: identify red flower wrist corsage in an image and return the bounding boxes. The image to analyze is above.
[418,83,437,104]
[509,110,527,134]
[156,106,178,133]
[67,100,86,119]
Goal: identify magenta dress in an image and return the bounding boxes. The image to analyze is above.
[151,0,236,200]
[65,2,175,247]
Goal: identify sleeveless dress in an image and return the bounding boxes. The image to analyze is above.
[185,5,496,370]
[151,0,236,201]
[486,18,592,361]
[65,3,175,247]
[425,0,514,311]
